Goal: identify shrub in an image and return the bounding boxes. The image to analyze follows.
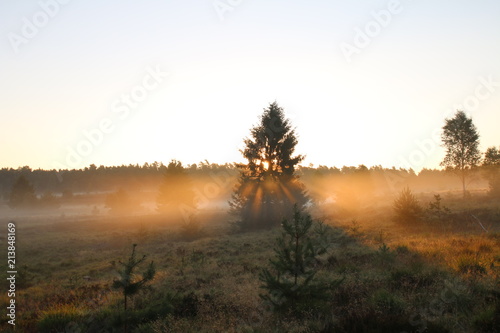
[425,194,451,223]
[390,267,438,289]
[37,305,86,332]
[347,219,362,237]
[474,304,500,332]
[393,187,423,224]
[173,292,199,318]
[395,244,410,255]
[370,289,405,314]
[377,243,395,263]
[456,255,487,276]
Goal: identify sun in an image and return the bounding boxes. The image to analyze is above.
[262,161,269,170]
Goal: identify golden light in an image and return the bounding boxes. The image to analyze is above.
[262,161,270,170]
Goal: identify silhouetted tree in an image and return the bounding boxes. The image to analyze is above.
[440,111,481,198]
[157,160,197,220]
[483,146,500,197]
[8,175,36,208]
[230,102,308,230]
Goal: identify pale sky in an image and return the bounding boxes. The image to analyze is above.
[1,0,499,171]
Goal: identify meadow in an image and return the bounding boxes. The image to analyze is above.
[0,189,498,333]
[3,1,500,331]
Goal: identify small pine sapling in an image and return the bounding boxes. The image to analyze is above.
[426,194,451,223]
[113,244,156,323]
[259,205,342,314]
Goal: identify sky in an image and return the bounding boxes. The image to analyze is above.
[1,0,499,171]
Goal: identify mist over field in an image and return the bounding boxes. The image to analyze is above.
[0,163,492,220]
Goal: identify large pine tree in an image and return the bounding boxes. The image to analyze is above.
[230,102,308,230]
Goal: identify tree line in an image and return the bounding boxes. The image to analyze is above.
[2,105,499,229]
[4,162,495,210]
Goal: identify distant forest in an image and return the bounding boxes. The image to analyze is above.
[0,162,488,201]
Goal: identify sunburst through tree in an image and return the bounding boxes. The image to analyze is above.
[230,102,309,230]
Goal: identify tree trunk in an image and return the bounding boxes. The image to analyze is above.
[462,170,466,199]
[294,233,299,286]
[124,295,128,333]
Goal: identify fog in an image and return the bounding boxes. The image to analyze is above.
[0,164,492,224]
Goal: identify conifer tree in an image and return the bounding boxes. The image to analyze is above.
[393,187,422,224]
[259,205,342,313]
[113,244,156,312]
[230,102,308,230]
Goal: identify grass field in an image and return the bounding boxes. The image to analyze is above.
[0,193,499,332]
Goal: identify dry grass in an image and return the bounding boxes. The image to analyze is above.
[0,196,499,332]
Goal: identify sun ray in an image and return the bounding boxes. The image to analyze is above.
[277,180,297,204]
[252,184,264,213]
